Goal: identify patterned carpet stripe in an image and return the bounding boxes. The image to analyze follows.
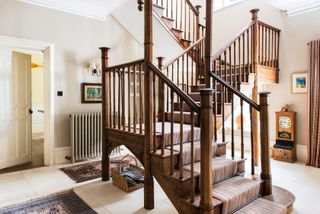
[212,176,261,214]
[184,157,238,184]
[234,198,287,214]
[170,141,217,165]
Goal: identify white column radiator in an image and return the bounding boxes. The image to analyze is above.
[70,112,103,163]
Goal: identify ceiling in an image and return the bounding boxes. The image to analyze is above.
[267,0,320,16]
[19,0,127,21]
[19,0,320,21]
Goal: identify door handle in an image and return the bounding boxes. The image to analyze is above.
[29,109,33,114]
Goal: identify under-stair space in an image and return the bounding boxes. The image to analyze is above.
[100,1,295,213]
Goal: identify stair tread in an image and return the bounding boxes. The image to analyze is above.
[162,16,175,21]
[171,27,183,32]
[235,198,287,214]
[153,4,165,9]
[213,176,261,214]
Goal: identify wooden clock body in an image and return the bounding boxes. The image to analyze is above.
[273,111,297,163]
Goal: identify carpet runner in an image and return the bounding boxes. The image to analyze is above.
[235,198,287,214]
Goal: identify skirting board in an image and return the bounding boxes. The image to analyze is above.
[55,147,71,165]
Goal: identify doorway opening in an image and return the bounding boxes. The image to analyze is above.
[0,35,54,174]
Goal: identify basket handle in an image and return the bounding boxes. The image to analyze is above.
[117,154,139,170]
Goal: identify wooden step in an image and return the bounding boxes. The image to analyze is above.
[161,16,175,28]
[165,111,199,124]
[171,28,183,40]
[153,4,165,17]
[235,198,287,214]
[181,38,192,48]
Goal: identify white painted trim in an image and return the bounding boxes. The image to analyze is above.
[19,0,107,21]
[0,35,55,166]
[55,147,71,165]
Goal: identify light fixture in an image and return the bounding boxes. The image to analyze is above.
[89,62,102,77]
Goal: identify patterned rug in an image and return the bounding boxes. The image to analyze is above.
[61,156,141,183]
[0,191,96,214]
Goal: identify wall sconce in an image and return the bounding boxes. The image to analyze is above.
[89,62,102,77]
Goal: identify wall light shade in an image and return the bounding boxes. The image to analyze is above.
[89,61,101,77]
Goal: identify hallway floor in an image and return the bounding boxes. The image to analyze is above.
[0,157,319,213]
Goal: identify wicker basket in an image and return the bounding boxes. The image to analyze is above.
[111,155,144,193]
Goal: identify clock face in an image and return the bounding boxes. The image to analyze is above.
[279,116,292,129]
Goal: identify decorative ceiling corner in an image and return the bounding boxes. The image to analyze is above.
[19,0,127,21]
[267,0,320,16]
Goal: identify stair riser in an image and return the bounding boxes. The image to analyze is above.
[164,112,199,124]
[161,17,174,29]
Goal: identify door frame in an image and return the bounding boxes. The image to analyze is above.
[0,35,55,166]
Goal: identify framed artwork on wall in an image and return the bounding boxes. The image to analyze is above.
[291,72,308,94]
[81,83,102,103]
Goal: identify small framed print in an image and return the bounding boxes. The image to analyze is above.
[291,72,308,94]
[81,83,102,103]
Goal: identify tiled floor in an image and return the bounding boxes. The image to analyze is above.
[0,156,319,213]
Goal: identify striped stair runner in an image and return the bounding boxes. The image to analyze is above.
[235,198,287,214]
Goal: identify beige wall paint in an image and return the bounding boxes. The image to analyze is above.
[32,67,44,104]
[213,0,320,150]
[0,0,143,148]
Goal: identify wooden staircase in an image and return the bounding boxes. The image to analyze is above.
[100,0,295,213]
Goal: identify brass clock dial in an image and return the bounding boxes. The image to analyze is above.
[279,116,291,129]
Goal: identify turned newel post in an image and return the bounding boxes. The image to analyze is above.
[144,0,154,210]
[250,8,260,166]
[157,57,165,122]
[199,89,214,214]
[100,47,110,181]
[259,92,272,196]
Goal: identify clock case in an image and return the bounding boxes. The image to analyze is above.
[273,111,297,163]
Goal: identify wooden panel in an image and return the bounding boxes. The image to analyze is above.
[106,128,144,150]
[273,147,297,163]
[257,65,279,84]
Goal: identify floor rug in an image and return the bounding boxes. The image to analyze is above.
[60,156,141,183]
[0,191,96,214]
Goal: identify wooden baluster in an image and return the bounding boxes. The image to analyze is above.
[139,63,143,134]
[238,37,241,82]
[177,59,180,86]
[176,0,178,28]
[277,32,280,68]
[113,69,116,128]
[171,0,173,18]
[259,92,272,195]
[186,54,189,93]
[118,68,121,129]
[133,65,137,133]
[190,110,195,203]
[100,47,110,181]
[179,98,184,179]
[128,66,131,132]
[222,86,225,143]
[122,67,125,130]
[153,72,156,153]
[250,106,255,175]
[199,89,214,214]
[144,0,154,208]
[170,90,174,175]
[184,0,187,39]
[167,67,170,112]
[240,99,244,159]
[268,28,271,67]
[204,0,213,89]
[242,33,245,82]
[265,27,267,66]
[213,61,217,142]
[189,8,191,41]
[229,46,232,88]
[231,92,235,158]
[157,57,165,155]
[247,29,250,79]
[234,42,237,89]
[180,0,183,30]
[182,55,185,91]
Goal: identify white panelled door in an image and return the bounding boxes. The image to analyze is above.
[0,50,32,169]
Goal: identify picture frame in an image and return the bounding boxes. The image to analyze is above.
[291,72,308,94]
[81,83,102,103]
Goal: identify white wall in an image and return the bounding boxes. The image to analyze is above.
[0,0,143,148]
[212,0,320,160]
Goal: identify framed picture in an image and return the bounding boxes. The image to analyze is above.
[291,72,308,94]
[81,83,102,103]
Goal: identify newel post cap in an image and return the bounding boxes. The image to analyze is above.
[250,8,260,20]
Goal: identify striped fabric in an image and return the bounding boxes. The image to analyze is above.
[212,176,260,214]
[184,157,238,184]
[155,122,201,147]
[235,198,287,214]
[308,40,320,167]
[170,141,218,165]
